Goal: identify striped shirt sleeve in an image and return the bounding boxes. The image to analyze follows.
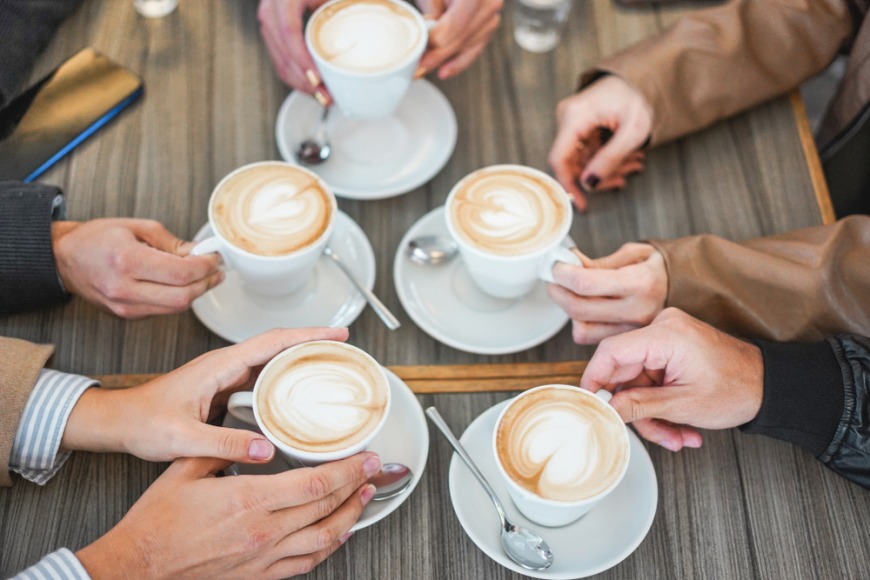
[12,548,91,580]
[9,369,97,485]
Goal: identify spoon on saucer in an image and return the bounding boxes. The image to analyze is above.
[370,463,414,501]
[296,106,331,166]
[406,236,459,266]
[425,407,554,571]
[323,245,401,330]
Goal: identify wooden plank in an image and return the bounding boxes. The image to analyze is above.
[789,90,836,225]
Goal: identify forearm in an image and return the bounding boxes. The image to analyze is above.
[60,387,134,455]
[587,0,852,144]
[0,182,70,316]
[650,215,870,342]
[742,334,870,489]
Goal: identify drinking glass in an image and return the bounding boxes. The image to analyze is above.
[512,0,572,53]
[134,0,178,18]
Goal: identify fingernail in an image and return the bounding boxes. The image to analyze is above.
[363,455,381,477]
[339,531,355,544]
[660,439,680,452]
[313,89,329,107]
[585,174,601,189]
[360,484,376,506]
[248,439,274,460]
[305,69,321,88]
[414,65,427,78]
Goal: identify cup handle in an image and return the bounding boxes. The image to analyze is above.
[191,235,233,269]
[424,19,437,32]
[539,243,582,284]
[594,390,613,404]
[227,392,257,426]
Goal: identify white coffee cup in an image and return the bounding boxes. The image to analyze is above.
[228,340,391,466]
[306,0,430,119]
[192,161,336,297]
[493,385,631,527]
[445,165,581,299]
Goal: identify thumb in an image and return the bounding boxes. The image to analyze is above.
[416,0,445,19]
[188,424,276,464]
[610,387,678,424]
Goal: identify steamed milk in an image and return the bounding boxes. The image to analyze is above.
[211,164,332,257]
[308,0,424,74]
[496,387,629,502]
[256,342,389,453]
[448,166,567,256]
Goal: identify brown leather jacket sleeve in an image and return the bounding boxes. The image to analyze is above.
[0,337,54,486]
[591,0,853,144]
[649,215,870,342]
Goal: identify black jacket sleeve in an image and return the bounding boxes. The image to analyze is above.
[0,0,82,108]
[0,181,69,315]
[741,335,870,488]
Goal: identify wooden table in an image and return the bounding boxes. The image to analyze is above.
[2,1,867,578]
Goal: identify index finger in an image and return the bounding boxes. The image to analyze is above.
[257,452,380,510]
[129,244,220,287]
[580,325,673,392]
[552,263,630,297]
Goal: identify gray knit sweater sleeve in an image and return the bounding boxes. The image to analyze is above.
[0,0,82,109]
[0,181,69,315]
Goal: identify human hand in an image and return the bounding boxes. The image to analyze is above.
[52,219,222,319]
[62,327,349,464]
[76,452,381,579]
[258,0,332,105]
[415,0,503,79]
[548,75,653,211]
[580,308,764,452]
[548,243,667,344]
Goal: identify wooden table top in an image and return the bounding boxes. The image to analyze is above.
[3,1,867,579]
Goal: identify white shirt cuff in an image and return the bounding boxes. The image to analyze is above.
[12,548,91,580]
[10,369,97,485]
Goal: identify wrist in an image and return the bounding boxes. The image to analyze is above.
[77,524,147,579]
[61,388,131,454]
[51,221,80,291]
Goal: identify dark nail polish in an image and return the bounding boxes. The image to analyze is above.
[585,174,601,189]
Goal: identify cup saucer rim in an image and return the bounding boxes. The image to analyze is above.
[191,210,374,343]
[447,398,658,579]
[393,206,571,355]
[275,79,457,200]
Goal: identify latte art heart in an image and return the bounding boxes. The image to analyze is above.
[257,342,389,453]
[212,164,332,257]
[309,0,423,74]
[496,387,629,502]
[449,167,568,255]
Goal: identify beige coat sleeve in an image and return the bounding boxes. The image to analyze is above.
[590,0,853,144]
[0,337,54,486]
[649,215,870,342]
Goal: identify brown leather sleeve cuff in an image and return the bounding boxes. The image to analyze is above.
[0,337,55,486]
[740,339,844,458]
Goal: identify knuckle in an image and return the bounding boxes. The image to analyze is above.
[218,431,243,459]
[314,525,338,551]
[304,472,331,500]
[296,556,318,575]
[314,492,341,521]
[109,302,134,319]
[242,525,271,551]
[623,393,646,422]
[572,322,592,344]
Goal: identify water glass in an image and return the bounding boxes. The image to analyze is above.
[134,0,178,18]
[512,0,572,53]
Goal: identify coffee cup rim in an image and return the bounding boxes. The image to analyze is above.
[305,0,429,79]
[206,161,337,261]
[492,384,631,507]
[251,340,392,461]
[444,164,573,260]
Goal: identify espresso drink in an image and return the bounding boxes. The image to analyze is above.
[308,0,424,74]
[496,387,629,502]
[212,164,332,257]
[256,342,389,453]
[449,166,568,256]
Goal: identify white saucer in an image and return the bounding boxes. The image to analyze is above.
[275,80,457,200]
[449,400,658,578]
[223,368,428,532]
[393,207,572,355]
[191,211,375,343]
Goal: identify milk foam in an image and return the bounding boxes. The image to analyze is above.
[257,342,389,453]
[310,0,423,73]
[212,164,332,257]
[449,167,567,255]
[496,387,628,502]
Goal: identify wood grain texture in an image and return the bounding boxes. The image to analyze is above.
[1,1,861,579]
[789,91,837,225]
